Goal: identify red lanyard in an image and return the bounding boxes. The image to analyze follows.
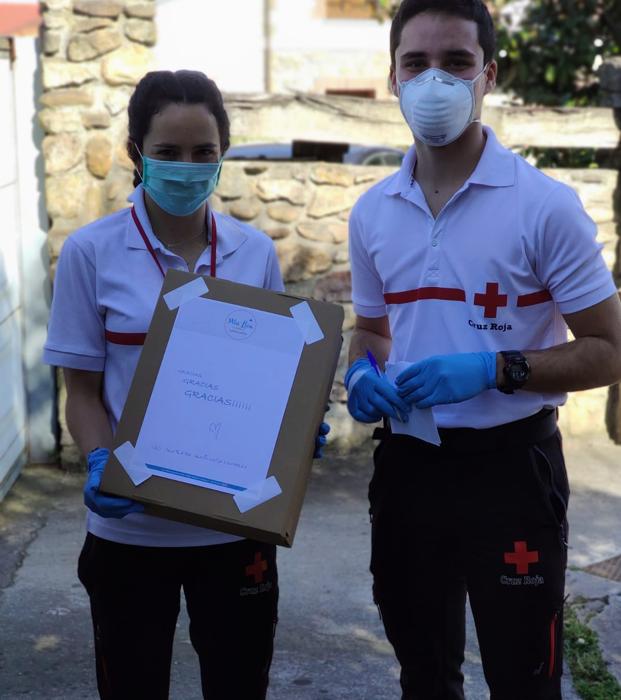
[131,207,217,279]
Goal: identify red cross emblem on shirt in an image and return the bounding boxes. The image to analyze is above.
[474,282,508,318]
[246,552,268,584]
[504,541,539,575]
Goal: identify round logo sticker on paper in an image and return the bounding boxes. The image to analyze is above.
[225,309,257,339]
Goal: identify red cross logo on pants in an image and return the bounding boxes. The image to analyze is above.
[474,282,508,318]
[504,541,539,575]
[246,552,268,583]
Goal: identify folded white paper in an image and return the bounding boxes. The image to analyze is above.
[114,441,153,486]
[233,476,282,513]
[164,277,209,310]
[290,301,324,345]
[385,362,441,446]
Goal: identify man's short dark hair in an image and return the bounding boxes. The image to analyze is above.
[390,0,496,68]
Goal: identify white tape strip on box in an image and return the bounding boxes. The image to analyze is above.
[114,441,153,486]
[233,476,282,514]
[290,301,324,345]
[164,277,210,310]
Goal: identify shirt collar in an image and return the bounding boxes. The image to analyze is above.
[125,185,248,263]
[385,126,515,197]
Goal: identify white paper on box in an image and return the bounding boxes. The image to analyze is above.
[134,296,305,495]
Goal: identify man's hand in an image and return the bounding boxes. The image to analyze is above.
[345,358,411,423]
[84,448,145,518]
[396,352,496,409]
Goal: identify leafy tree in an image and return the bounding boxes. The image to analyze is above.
[496,0,620,106]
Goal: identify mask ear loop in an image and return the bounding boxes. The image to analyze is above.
[131,141,146,183]
[470,62,492,126]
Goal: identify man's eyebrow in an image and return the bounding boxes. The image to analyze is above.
[400,49,478,60]
[152,142,218,148]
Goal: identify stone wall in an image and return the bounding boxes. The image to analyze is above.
[49,155,620,462]
[40,0,155,271]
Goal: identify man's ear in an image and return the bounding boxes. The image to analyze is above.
[483,60,498,95]
[389,66,399,97]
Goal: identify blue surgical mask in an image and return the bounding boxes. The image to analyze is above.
[138,151,222,217]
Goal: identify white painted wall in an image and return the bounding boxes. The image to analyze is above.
[154,0,392,95]
[154,0,266,92]
[269,0,391,96]
[13,36,55,466]
[0,35,54,502]
[0,49,27,498]
[271,0,390,52]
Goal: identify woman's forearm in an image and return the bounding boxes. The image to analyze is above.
[64,370,114,456]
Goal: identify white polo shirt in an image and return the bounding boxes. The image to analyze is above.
[349,127,617,429]
[44,185,284,546]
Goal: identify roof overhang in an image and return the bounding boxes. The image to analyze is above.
[0,3,41,38]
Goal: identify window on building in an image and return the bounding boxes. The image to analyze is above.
[325,0,377,20]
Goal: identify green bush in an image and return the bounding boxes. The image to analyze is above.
[496,0,620,106]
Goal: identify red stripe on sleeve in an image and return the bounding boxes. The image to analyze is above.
[517,290,553,307]
[105,330,147,346]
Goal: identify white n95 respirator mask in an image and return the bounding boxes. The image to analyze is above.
[398,66,488,147]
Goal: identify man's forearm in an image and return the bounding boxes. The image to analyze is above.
[498,337,621,393]
[349,327,392,367]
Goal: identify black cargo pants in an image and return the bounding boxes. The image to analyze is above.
[78,535,278,700]
[369,411,568,700]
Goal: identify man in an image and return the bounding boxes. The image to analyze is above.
[345,1,621,698]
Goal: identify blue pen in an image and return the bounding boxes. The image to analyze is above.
[366,349,407,423]
[366,349,382,377]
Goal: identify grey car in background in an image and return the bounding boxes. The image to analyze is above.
[225,140,405,167]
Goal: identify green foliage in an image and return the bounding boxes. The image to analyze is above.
[523,147,599,168]
[564,604,621,700]
[497,0,620,106]
[375,0,399,20]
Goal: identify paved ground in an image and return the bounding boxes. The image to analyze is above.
[1,434,620,699]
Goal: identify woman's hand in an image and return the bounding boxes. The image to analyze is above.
[84,448,145,518]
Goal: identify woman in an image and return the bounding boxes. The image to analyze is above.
[43,70,328,700]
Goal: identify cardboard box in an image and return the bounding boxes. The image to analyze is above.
[101,269,344,547]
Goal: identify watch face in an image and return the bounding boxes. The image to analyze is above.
[510,365,528,383]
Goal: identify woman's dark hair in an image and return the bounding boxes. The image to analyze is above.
[127,70,231,187]
[390,0,496,69]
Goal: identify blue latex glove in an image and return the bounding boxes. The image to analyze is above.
[313,421,331,458]
[395,352,497,409]
[345,358,411,423]
[84,448,145,519]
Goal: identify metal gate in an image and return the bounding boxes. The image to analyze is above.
[0,47,27,500]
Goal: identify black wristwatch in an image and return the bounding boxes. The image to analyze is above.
[498,351,530,394]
